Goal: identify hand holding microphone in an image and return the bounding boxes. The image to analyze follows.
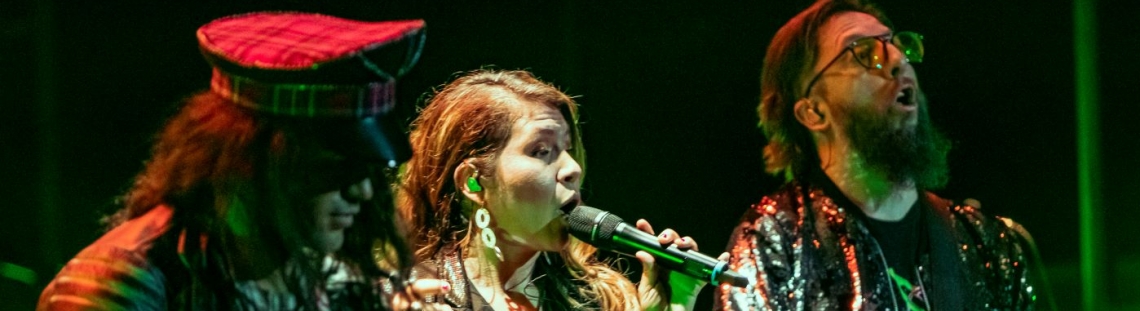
[567,205,750,288]
[631,217,717,310]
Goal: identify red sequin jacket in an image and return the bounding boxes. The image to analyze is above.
[714,182,1037,310]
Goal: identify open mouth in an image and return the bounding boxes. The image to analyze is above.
[895,86,917,107]
[559,197,581,215]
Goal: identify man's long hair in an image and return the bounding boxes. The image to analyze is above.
[758,0,893,178]
[107,91,408,309]
[398,69,641,309]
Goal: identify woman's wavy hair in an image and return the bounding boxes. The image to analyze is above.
[107,91,409,310]
[398,69,640,309]
[759,0,892,178]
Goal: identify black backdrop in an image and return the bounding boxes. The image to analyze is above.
[3,0,1138,309]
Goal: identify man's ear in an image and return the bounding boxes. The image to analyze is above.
[453,162,485,205]
[793,98,830,132]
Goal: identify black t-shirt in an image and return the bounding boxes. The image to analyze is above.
[863,201,930,310]
[863,201,922,281]
[809,171,942,309]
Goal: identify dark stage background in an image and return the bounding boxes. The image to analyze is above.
[2,0,1137,309]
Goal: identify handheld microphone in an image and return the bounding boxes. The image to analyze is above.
[567,205,750,288]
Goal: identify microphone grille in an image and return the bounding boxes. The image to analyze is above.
[567,205,624,243]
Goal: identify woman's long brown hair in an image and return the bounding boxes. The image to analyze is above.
[398,69,640,309]
[109,91,407,310]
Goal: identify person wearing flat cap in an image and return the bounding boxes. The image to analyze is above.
[38,12,429,310]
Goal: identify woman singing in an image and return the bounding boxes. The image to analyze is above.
[396,70,708,310]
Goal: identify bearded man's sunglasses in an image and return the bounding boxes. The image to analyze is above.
[802,31,925,98]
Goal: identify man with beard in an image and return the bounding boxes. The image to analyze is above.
[714,0,1038,310]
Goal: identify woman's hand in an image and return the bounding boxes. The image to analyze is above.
[390,279,454,311]
[633,219,729,311]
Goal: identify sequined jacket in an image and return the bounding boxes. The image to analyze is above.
[38,205,384,310]
[714,182,1036,310]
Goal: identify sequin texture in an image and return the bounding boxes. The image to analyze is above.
[714,182,1036,310]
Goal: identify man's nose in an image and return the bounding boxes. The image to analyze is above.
[341,178,374,203]
[885,42,909,78]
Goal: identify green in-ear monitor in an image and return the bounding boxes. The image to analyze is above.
[467,176,483,192]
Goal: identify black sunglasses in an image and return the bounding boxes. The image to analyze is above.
[300,157,376,195]
[802,31,925,98]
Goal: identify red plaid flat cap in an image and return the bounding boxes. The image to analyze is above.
[197,12,425,165]
[199,12,424,118]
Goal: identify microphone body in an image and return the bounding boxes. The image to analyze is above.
[568,205,750,288]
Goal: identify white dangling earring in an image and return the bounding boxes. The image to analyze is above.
[474,207,503,261]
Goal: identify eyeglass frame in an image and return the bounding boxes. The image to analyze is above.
[801,31,924,98]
